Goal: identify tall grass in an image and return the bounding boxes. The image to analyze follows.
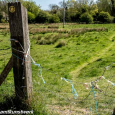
[0,23,115,114]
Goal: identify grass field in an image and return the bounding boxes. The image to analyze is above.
[0,23,115,115]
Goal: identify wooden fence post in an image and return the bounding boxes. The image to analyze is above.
[113,108,115,115]
[8,2,32,100]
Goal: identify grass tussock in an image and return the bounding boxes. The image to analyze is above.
[30,27,108,35]
[30,28,69,34]
[55,40,66,48]
[48,25,59,29]
[37,35,43,40]
[70,28,108,35]
[36,33,68,45]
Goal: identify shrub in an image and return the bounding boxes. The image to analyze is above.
[80,13,93,24]
[49,14,60,23]
[98,11,111,23]
[28,11,35,23]
[35,10,50,23]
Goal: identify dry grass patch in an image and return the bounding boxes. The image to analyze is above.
[48,25,59,29]
[30,28,69,34]
[70,28,108,34]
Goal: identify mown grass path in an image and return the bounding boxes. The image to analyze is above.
[70,34,115,78]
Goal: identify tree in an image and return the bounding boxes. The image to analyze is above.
[27,11,35,23]
[49,4,59,14]
[23,0,40,16]
[111,0,115,16]
[97,0,112,15]
[89,4,99,21]
[0,0,40,22]
[58,0,80,22]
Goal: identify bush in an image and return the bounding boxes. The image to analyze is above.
[80,13,93,24]
[35,10,50,23]
[28,12,35,23]
[49,14,60,23]
[98,11,111,23]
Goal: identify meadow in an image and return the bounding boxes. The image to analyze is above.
[0,23,115,115]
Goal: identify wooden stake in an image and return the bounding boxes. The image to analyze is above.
[8,2,32,100]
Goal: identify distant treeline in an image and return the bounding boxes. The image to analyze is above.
[0,0,115,24]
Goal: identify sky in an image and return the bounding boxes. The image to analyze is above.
[34,0,62,10]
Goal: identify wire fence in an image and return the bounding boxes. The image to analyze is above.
[0,36,115,115]
[32,68,115,115]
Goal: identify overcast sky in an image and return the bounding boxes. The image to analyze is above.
[34,0,62,10]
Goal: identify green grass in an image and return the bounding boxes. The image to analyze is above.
[0,23,115,115]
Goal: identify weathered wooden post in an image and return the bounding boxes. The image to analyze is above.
[8,2,32,100]
[113,108,115,115]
